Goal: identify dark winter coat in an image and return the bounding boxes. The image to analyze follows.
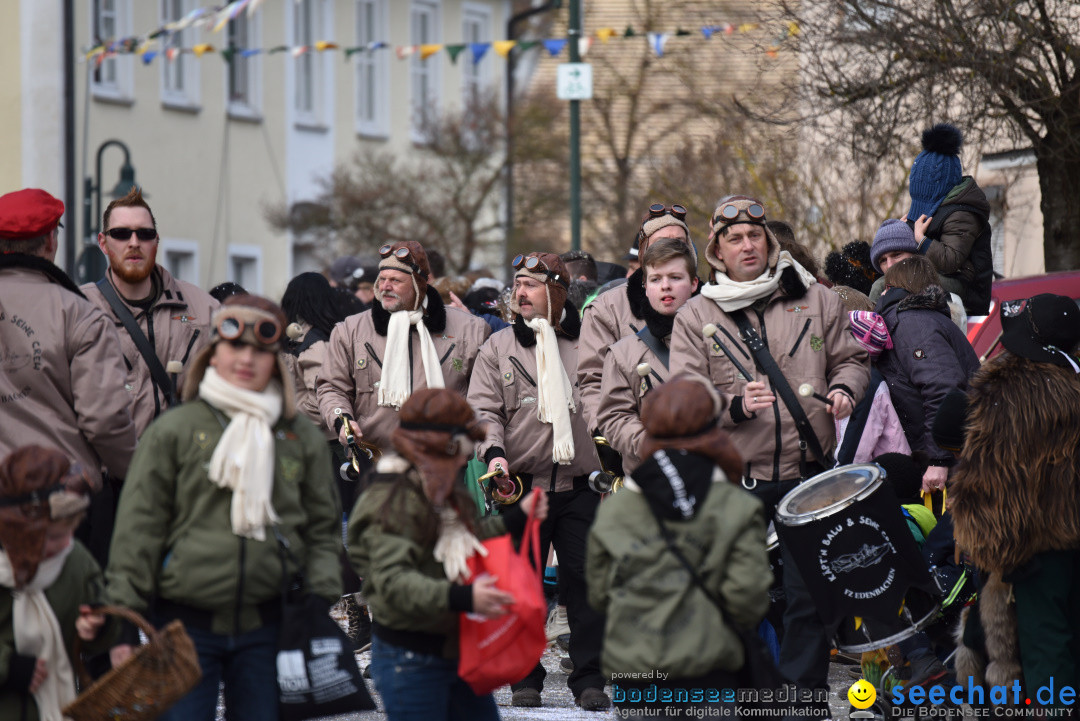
[875,285,979,463]
[920,177,993,315]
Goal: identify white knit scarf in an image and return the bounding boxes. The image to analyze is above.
[524,317,576,464]
[0,544,76,721]
[379,298,445,409]
[199,367,283,541]
[702,251,818,312]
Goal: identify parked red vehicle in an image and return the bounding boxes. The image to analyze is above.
[966,270,1080,362]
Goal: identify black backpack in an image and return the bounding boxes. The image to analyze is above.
[924,203,993,316]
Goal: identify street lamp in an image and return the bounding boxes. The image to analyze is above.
[79,139,138,283]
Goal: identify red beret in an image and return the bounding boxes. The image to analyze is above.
[0,189,64,240]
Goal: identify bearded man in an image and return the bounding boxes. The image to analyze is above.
[82,187,218,438]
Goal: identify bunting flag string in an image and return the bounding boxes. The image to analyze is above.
[83,7,800,66]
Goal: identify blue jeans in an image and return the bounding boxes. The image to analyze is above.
[370,636,500,721]
[159,622,280,721]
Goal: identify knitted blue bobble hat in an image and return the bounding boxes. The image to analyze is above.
[870,219,918,273]
[907,123,963,221]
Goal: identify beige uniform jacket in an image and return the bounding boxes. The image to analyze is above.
[0,264,136,483]
[467,321,599,493]
[282,325,335,441]
[82,266,218,437]
[317,297,490,452]
[577,280,645,433]
[595,334,667,474]
[670,272,869,482]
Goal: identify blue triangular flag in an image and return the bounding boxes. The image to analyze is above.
[141,50,158,65]
[702,25,719,39]
[647,32,670,57]
[469,42,490,64]
[240,48,262,57]
[542,38,567,57]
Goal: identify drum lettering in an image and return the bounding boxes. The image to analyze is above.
[822,524,843,546]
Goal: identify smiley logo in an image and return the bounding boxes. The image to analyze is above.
[848,679,876,710]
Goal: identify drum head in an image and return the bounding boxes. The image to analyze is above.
[775,464,883,527]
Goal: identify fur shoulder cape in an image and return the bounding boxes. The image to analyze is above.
[950,353,1080,575]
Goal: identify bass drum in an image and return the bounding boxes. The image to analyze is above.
[774,464,940,653]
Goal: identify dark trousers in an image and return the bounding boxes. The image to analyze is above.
[511,486,605,697]
[1011,549,1080,697]
[777,542,837,720]
[744,479,800,643]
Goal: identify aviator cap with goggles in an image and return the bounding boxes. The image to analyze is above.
[211,302,285,352]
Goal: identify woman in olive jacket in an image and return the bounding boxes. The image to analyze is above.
[587,374,770,718]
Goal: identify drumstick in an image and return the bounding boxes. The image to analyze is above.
[798,383,834,406]
[636,362,664,386]
[701,324,755,382]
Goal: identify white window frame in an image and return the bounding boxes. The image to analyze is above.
[410,0,442,143]
[227,244,264,294]
[160,238,201,287]
[293,0,328,128]
[461,2,492,111]
[90,0,134,103]
[160,0,201,110]
[226,10,262,119]
[355,0,389,137]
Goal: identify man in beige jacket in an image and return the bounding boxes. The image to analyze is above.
[0,188,137,565]
[467,252,609,712]
[81,187,218,437]
[317,241,490,454]
[578,203,698,434]
[596,237,699,473]
[669,194,868,712]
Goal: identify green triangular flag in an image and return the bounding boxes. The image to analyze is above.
[344,46,365,59]
[446,44,466,63]
[624,26,636,37]
[268,45,289,54]
[221,46,236,64]
[518,40,539,52]
[676,27,692,36]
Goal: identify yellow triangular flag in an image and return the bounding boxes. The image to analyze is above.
[192,43,214,57]
[493,40,516,58]
[596,27,616,43]
[787,21,800,36]
[315,41,339,51]
[737,23,759,34]
[419,44,443,60]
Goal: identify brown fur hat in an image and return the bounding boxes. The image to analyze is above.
[376,241,431,312]
[392,389,487,504]
[639,373,742,483]
[0,446,97,589]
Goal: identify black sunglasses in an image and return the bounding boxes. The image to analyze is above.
[105,227,158,241]
[217,316,282,345]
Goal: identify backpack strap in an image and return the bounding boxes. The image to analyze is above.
[96,277,178,408]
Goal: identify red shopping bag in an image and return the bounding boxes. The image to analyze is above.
[458,502,547,695]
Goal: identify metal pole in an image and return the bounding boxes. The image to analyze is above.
[567,0,582,252]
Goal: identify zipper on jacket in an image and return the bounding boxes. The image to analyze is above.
[234,537,246,635]
[508,356,537,387]
[364,342,383,368]
[755,308,782,482]
[180,328,201,365]
[788,319,812,357]
[439,342,457,365]
[550,463,558,493]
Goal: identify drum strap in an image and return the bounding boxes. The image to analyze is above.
[730,310,834,470]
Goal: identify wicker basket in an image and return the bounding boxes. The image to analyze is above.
[63,605,202,721]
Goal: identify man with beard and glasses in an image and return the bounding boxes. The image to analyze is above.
[0,188,136,567]
[467,253,609,712]
[82,187,218,439]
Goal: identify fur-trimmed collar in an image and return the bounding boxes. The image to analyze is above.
[0,252,86,298]
[898,284,950,315]
[775,264,810,300]
[512,299,582,347]
[371,285,447,336]
[626,267,648,320]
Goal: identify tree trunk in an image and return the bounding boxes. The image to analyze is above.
[1035,145,1080,272]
